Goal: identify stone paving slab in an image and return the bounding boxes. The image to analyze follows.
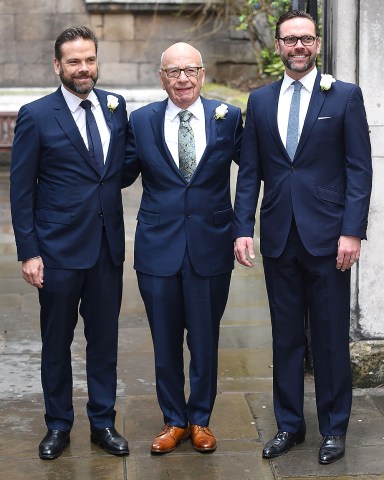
[1,169,384,479]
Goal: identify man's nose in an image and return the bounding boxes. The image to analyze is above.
[78,61,89,71]
[178,70,189,80]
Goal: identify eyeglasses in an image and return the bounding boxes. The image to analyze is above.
[276,35,317,47]
[161,67,203,78]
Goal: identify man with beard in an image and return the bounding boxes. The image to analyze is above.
[10,26,129,460]
[234,11,372,464]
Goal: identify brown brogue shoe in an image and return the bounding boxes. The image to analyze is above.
[150,425,190,454]
[190,425,217,452]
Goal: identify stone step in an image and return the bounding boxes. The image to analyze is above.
[0,87,165,114]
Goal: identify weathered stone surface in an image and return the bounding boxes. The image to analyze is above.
[350,340,384,388]
[103,13,135,41]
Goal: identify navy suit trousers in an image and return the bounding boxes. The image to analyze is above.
[263,219,352,436]
[137,249,231,427]
[38,230,123,431]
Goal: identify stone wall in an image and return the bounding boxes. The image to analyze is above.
[0,0,256,88]
[328,0,384,387]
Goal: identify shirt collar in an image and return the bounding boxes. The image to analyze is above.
[281,67,318,95]
[60,85,99,113]
[166,96,204,122]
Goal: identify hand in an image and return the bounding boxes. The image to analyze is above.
[22,256,44,288]
[336,236,361,272]
[234,237,255,267]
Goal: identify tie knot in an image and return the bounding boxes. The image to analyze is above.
[80,99,92,110]
[293,81,303,92]
[178,110,193,123]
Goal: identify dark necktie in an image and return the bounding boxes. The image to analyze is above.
[286,81,303,161]
[80,100,104,171]
[178,110,196,182]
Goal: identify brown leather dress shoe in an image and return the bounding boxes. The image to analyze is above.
[190,425,217,452]
[151,425,190,454]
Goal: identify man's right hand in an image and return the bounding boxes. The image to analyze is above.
[234,237,255,267]
[22,256,44,288]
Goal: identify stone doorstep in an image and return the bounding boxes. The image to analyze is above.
[0,87,165,113]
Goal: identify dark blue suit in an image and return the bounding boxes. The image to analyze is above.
[234,71,372,435]
[125,97,243,426]
[10,87,129,431]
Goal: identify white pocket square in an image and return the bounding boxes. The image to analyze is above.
[318,116,332,120]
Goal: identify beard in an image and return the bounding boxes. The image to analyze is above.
[59,68,98,95]
[281,52,317,74]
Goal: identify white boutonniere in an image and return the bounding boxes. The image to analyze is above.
[107,94,119,112]
[320,74,336,91]
[214,103,228,120]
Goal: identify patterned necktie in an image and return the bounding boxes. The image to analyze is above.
[286,81,303,161]
[80,100,104,171]
[178,110,196,182]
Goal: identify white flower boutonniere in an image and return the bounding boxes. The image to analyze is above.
[320,74,336,91]
[214,103,228,120]
[107,94,119,112]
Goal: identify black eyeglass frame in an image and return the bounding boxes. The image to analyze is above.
[161,67,204,78]
[276,35,318,47]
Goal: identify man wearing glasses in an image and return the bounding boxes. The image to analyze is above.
[124,43,243,454]
[234,10,372,464]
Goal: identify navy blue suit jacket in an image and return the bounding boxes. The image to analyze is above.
[234,71,372,257]
[10,87,129,268]
[125,97,243,276]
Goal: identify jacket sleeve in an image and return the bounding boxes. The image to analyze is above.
[10,106,41,261]
[233,94,263,239]
[341,86,372,239]
[122,112,142,188]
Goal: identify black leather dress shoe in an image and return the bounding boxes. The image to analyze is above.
[318,435,345,464]
[262,431,306,458]
[91,426,129,456]
[39,429,70,460]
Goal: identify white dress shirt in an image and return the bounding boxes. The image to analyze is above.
[164,97,206,167]
[61,85,110,163]
[277,67,317,148]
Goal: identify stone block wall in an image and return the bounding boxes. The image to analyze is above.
[0,0,256,88]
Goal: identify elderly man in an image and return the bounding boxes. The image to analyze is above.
[124,42,243,453]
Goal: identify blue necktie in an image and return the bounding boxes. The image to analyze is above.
[286,81,303,161]
[178,110,196,182]
[80,100,104,171]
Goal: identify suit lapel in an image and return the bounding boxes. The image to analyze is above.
[295,71,326,159]
[265,80,288,157]
[95,89,114,175]
[52,88,94,169]
[150,99,183,177]
[191,97,217,180]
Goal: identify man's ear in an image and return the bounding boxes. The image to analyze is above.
[274,38,280,55]
[158,70,166,91]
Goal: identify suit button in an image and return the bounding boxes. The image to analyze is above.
[98,212,103,218]
[186,212,191,218]
[291,166,296,172]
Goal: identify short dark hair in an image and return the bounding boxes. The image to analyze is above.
[55,26,98,61]
[275,10,318,38]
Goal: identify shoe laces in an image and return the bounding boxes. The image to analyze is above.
[192,425,212,436]
[324,435,343,440]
